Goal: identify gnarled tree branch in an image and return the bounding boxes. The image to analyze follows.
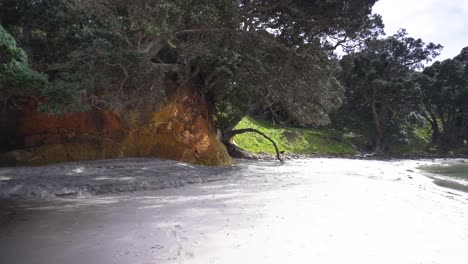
[227,128,284,163]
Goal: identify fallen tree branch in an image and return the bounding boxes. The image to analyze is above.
[228,128,284,163]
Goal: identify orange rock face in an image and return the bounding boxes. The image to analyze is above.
[0,84,231,166]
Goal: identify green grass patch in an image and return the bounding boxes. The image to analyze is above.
[391,125,432,154]
[233,116,357,155]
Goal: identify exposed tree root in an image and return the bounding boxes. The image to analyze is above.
[224,128,284,163]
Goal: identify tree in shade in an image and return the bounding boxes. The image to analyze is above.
[338,30,442,153]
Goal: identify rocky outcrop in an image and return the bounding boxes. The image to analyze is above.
[0,84,231,166]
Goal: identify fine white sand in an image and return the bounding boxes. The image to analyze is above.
[1,158,467,264]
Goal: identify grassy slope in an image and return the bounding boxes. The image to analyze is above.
[233,116,357,155]
[233,116,466,156]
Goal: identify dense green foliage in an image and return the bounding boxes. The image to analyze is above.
[1,0,467,156]
[336,30,444,153]
[335,41,468,153]
[0,25,47,99]
[0,0,378,126]
[416,57,468,149]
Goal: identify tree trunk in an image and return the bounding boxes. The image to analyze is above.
[222,128,284,163]
[370,91,384,154]
[429,111,441,144]
[431,125,441,145]
[423,111,441,145]
[22,24,33,63]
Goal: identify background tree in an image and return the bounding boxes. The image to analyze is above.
[0,25,49,150]
[0,25,47,105]
[0,0,92,114]
[338,30,442,153]
[416,51,468,149]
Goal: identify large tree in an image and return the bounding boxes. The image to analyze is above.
[173,0,382,148]
[416,50,468,149]
[1,0,381,156]
[338,30,442,153]
[0,25,49,150]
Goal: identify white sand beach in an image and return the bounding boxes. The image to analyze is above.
[1,158,467,264]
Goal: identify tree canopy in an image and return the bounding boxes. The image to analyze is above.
[4,0,467,155]
[0,0,379,129]
[0,25,47,103]
[338,30,443,152]
[416,53,468,148]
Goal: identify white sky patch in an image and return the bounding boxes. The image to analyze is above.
[373,0,468,62]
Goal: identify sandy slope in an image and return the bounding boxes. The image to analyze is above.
[1,158,468,264]
[0,158,234,200]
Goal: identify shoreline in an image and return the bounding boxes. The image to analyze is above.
[1,156,467,201]
[248,151,468,162]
